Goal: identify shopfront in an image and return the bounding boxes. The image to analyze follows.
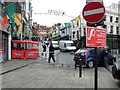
[0,31,9,62]
[0,17,10,62]
[0,31,3,62]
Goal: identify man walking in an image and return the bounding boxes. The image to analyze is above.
[48,41,55,63]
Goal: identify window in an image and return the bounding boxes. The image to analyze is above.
[116,27,119,34]
[83,28,86,35]
[73,31,75,38]
[110,16,113,22]
[104,15,106,21]
[115,17,118,23]
[110,26,113,34]
[64,43,66,47]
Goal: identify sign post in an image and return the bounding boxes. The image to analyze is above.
[82,1,106,90]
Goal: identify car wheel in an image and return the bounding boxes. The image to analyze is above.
[60,49,62,52]
[87,60,94,68]
[110,59,114,65]
[112,65,117,79]
[109,58,115,65]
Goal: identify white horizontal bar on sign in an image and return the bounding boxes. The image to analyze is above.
[84,8,104,16]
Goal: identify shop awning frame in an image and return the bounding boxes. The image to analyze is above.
[12,40,39,45]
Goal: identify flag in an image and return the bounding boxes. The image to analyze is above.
[75,17,79,26]
[2,16,8,25]
[14,14,21,26]
[16,14,22,35]
[50,26,54,33]
[17,25,22,35]
[12,13,22,35]
[4,2,16,30]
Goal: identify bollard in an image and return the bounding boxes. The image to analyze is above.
[79,59,82,77]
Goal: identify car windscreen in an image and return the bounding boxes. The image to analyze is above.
[66,43,75,46]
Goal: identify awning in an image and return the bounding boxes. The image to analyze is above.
[12,40,39,45]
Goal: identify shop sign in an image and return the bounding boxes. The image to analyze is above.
[15,52,21,56]
[0,50,4,54]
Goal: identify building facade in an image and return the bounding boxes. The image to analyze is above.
[70,3,120,53]
[0,0,33,62]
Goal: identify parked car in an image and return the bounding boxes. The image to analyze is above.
[59,40,76,51]
[73,48,116,68]
[112,59,120,80]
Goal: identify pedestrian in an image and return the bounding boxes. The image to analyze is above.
[48,41,55,63]
[102,49,110,71]
[42,42,46,58]
[42,42,46,52]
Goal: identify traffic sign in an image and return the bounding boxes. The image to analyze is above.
[82,2,105,23]
[86,0,103,4]
[86,27,106,47]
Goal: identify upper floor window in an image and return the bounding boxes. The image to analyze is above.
[110,26,113,34]
[83,28,86,35]
[110,16,113,22]
[116,27,119,34]
[104,15,106,21]
[115,17,118,23]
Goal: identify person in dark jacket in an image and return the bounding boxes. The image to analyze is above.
[103,49,110,71]
[48,41,55,63]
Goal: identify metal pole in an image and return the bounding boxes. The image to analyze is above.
[94,47,98,90]
[79,13,82,48]
[79,59,82,77]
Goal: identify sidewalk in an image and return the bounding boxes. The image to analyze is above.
[0,59,38,75]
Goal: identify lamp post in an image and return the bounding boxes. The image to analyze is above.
[77,13,82,49]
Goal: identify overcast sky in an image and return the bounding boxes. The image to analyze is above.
[31,0,120,26]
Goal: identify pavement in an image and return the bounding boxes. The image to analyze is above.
[0,59,38,75]
[1,53,120,89]
[1,58,120,89]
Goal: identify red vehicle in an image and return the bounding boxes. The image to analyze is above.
[12,40,39,59]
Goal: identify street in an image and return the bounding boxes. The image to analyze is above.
[2,51,120,88]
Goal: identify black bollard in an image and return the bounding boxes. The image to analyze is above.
[79,59,82,77]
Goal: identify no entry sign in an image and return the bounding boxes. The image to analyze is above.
[86,27,106,47]
[82,2,105,23]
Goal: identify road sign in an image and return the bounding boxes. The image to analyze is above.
[86,0,103,4]
[86,27,106,47]
[82,2,105,23]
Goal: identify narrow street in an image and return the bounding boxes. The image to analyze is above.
[2,51,120,88]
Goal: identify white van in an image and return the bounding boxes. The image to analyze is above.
[59,40,76,51]
[52,41,59,49]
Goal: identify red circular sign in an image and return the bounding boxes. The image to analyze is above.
[82,2,105,23]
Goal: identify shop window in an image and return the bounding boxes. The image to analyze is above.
[0,31,2,50]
